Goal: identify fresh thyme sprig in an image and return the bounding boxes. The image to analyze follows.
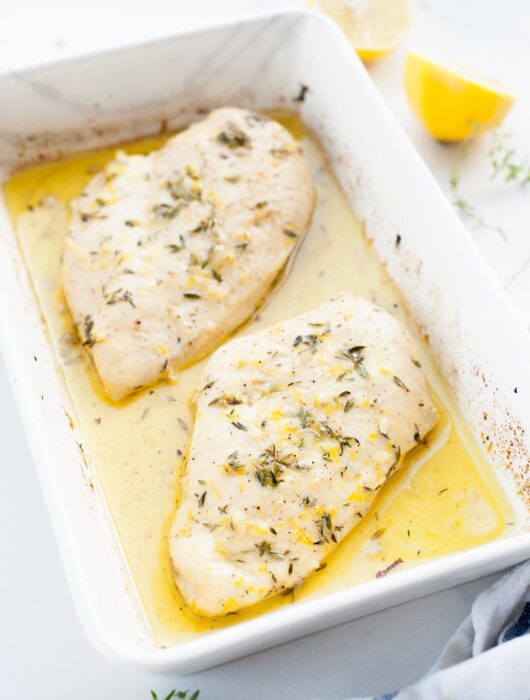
[449,128,530,240]
[489,131,530,186]
[449,129,508,243]
[150,690,200,700]
[449,172,507,240]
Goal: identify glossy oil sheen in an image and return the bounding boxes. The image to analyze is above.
[3,112,515,647]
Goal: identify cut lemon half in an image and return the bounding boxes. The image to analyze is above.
[308,0,412,61]
[404,51,516,142]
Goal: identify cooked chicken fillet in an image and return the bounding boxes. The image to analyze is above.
[169,292,438,616]
[63,108,315,399]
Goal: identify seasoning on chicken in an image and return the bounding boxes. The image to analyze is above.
[63,107,315,399]
[169,292,438,616]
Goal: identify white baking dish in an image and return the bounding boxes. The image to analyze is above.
[0,9,528,674]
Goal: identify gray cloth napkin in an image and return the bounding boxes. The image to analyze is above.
[366,560,530,700]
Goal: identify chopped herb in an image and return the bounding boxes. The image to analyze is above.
[200,380,215,392]
[124,220,137,227]
[339,345,370,378]
[355,361,369,379]
[298,406,309,427]
[256,466,282,487]
[226,450,242,469]
[183,292,201,299]
[198,491,207,507]
[231,421,247,431]
[255,541,284,559]
[169,179,201,202]
[217,122,250,148]
[344,399,354,413]
[167,239,185,253]
[314,512,336,544]
[209,395,242,407]
[106,288,136,307]
[438,487,448,495]
[153,203,181,219]
[245,112,268,125]
[212,268,223,282]
[177,417,188,431]
[256,541,270,557]
[192,214,215,234]
[338,435,354,455]
[393,375,409,392]
[293,330,329,354]
[189,247,214,269]
[413,424,421,442]
[283,229,298,238]
[412,358,422,368]
[294,334,317,349]
[82,315,96,348]
[345,345,365,359]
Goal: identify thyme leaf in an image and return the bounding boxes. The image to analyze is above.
[226,450,241,469]
[153,203,181,219]
[339,345,370,378]
[106,288,136,307]
[82,315,96,348]
[217,123,250,148]
[393,375,410,392]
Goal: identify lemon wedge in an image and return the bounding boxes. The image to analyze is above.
[308,0,412,61]
[404,51,516,142]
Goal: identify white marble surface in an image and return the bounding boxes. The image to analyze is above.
[0,1,528,698]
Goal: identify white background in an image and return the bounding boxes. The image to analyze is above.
[1,1,529,698]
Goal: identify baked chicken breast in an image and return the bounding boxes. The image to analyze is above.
[169,293,438,616]
[63,108,315,399]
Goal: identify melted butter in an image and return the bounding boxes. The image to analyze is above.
[3,112,515,646]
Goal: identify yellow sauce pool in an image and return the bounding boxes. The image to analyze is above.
[3,112,515,646]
